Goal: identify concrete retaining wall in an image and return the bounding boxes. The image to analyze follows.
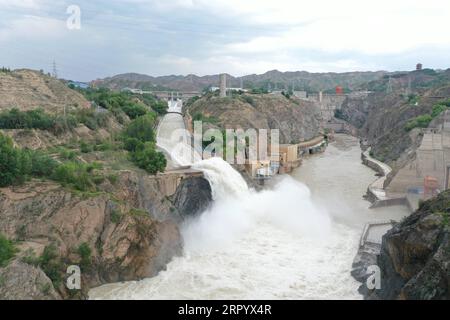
[362,148,409,210]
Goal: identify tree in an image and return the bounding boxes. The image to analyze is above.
[131,142,166,174]
[124,114,157,143]
[0,133,21,187]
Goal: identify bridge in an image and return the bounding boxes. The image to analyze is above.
[124,88,200,100]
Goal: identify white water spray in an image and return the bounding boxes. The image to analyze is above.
[89,136,409,300]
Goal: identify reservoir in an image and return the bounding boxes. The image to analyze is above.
[89,134,409,299]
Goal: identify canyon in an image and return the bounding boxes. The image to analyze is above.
[1,67,450,300]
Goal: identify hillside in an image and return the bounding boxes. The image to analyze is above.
[338,70,450,164]
[0,69,90,113]
[0,69,212,300]
[376,190,450,299]
[187,92,322,144]
[93,70,386,93]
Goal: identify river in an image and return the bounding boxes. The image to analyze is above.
[89,134,409,300]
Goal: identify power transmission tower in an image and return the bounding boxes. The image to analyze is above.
[52,60,58,79]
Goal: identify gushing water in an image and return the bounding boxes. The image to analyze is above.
[89,135,408,300]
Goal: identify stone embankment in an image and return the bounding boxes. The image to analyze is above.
[362,148,407,208]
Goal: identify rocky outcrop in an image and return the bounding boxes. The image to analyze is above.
[0,260,61,300]
[339,82,450,165]
[0,171,212,299]
[375,191,450,299]
[171,177,212,220]
[188,94,322,144]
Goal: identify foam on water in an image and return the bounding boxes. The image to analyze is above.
[89,155,363,300]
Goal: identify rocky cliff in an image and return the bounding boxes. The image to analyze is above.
[338,70,450,164]
[0,172,212,299]
[188,93,322,144]
[375,191,450,299]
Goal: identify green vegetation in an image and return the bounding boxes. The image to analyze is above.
[130,142,166,174]
[405,99,450,131]
[79,140,93,153]
[77,242,92,268]
[0,133,58,187]
[0,233,17,267]
[192,112,218,124]
[281,90,292,99]
[122,114,166,174]
[74,87,168,117]
[52,162,104,192]
[110,209,122,224]
[405,114,433,131]
[0,89,167,190]
[37,245,63,286]
[0,132,111,191]
[0,107,115,134]
[0,108,59,130]
[249,87,268,94]
[0,67,11,73]
[73,108,109,130]
[407,94,420,105]
[123,113,156,143]
[241,95,255,106]
[0,133,22,186]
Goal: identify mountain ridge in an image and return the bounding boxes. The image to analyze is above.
[92,69,388,92]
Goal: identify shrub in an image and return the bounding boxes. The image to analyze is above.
[121,103,148,119]
[0,108,55,130]
[241,95,255,106]
[0,133,58,186]
[79,140,93,153]
[77,242,92,268]
[110,209,122,224]
[52,161,103,192]
[431,104,448,118]
[123,137,144,152]
[28,150,58,177]
[73,108,109,130]
[39,244,62,286]
[123,114,156,143]
[0,133,22,187]
[405,114,433,131]
[0,233,17,267]
[131,142,166,174]
[151,100,168,115]
[58,148,77,160]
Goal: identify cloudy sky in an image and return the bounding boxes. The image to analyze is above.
[1,0,450,81]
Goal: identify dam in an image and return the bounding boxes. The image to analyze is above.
[89,135,409,299]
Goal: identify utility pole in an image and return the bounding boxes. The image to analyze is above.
[52,60,58,79]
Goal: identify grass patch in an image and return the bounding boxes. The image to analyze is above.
[0,233,17,267]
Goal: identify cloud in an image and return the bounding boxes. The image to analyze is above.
[0,15,66,42]
[0,0,449,80]
[223,2,450,55]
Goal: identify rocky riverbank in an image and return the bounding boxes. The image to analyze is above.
[0,172,212,299]
[376,190,450,299]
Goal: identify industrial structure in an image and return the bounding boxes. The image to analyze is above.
[219,73,227,98]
